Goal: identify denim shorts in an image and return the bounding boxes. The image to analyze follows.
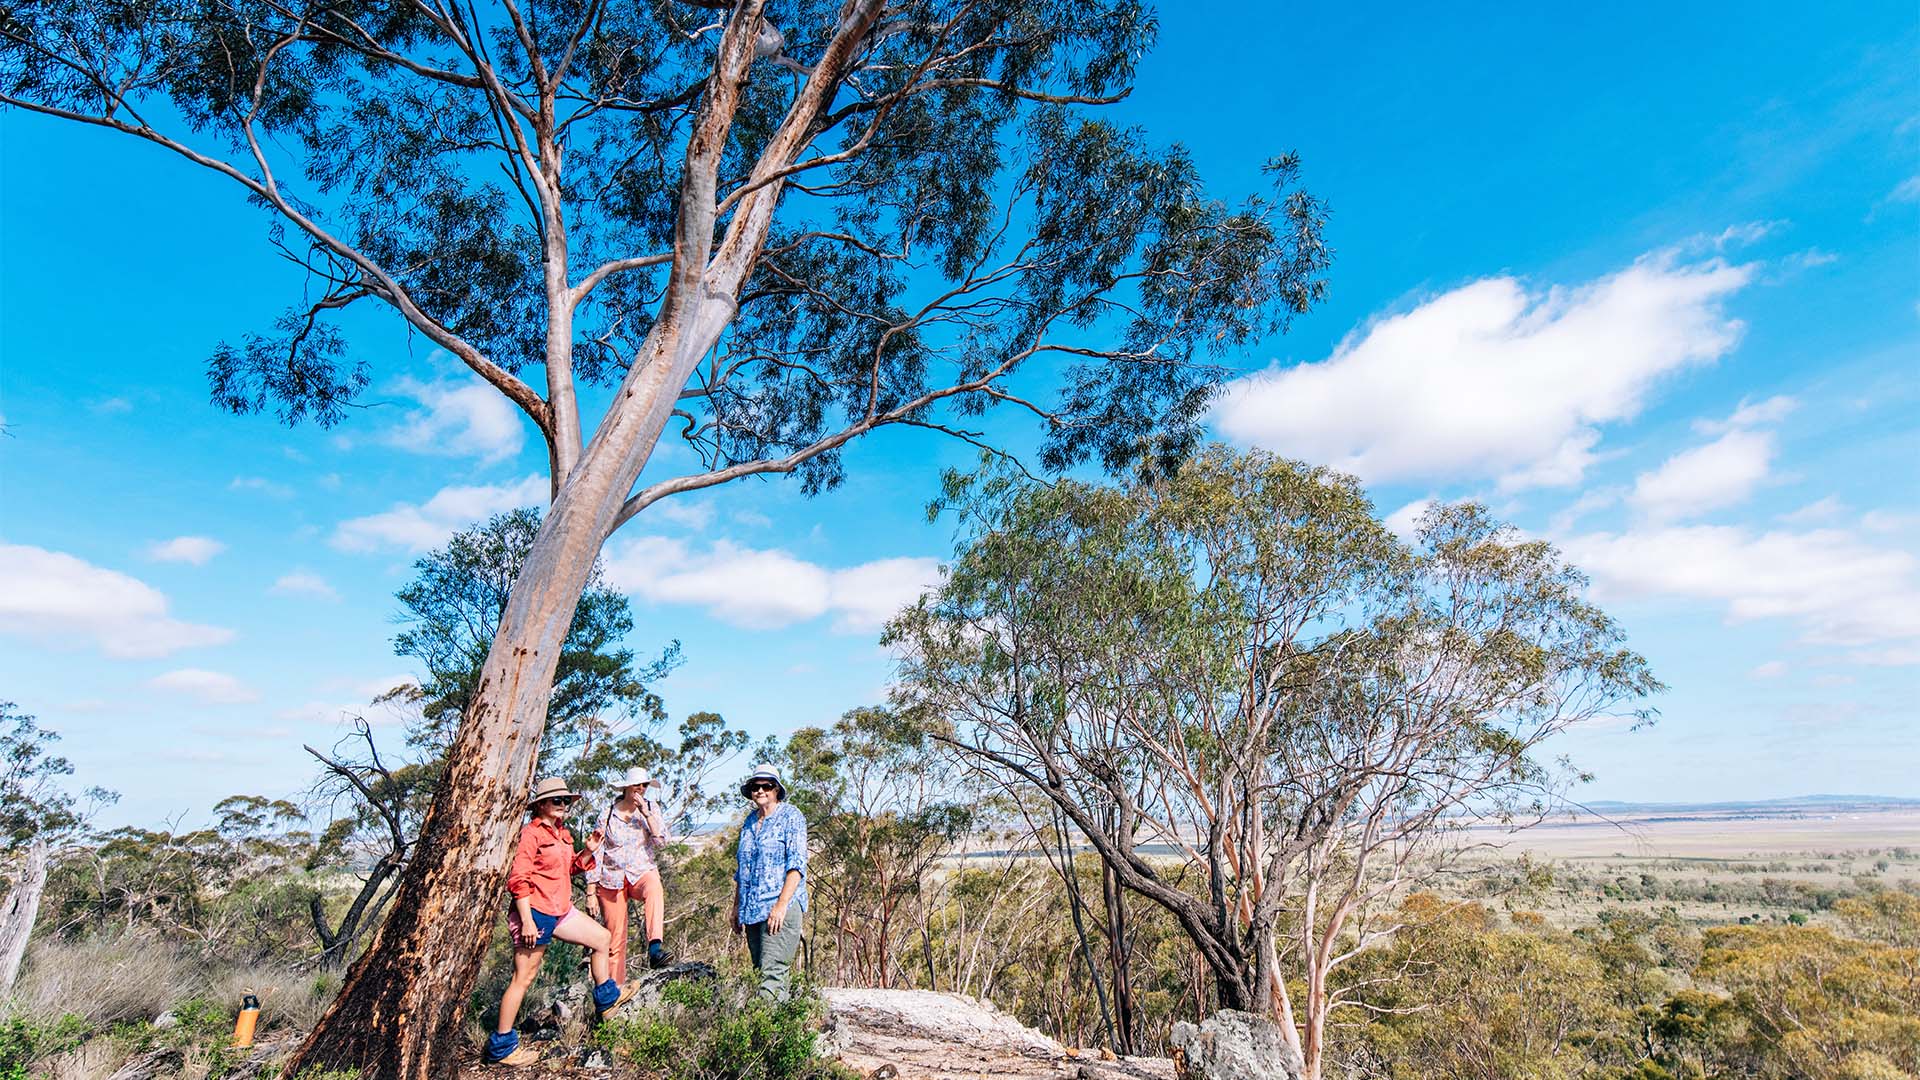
[508,905,571,947]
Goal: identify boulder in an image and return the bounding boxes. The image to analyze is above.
[1167,1011,1303,1080]
[623,960,719,1009]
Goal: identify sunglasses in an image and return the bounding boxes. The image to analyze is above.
[544,796,576,806]
[745,783,776,793]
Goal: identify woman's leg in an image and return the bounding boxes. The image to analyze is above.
[551,908,613,986]
[754,916,803,1000]
[636,870,665,945]
[596,884,631,985]
[496,945,546,1035]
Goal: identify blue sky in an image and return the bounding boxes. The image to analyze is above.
[2,1,1916,828]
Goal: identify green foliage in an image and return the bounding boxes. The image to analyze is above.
[393,508,680,764]
[780,707,973,987]
[0,1013,88,1080]
[1326,888,1920,1080]
[0,702,114,849]
[593,976,854,1080]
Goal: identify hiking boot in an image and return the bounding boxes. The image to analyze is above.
[647,942,675,969]
[593,982,639,1023]
[489,1044,539,1067]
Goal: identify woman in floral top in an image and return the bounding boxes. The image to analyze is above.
[731,766,808,999]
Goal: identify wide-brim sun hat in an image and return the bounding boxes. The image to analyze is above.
[528,777,579,805]
[613,766,657,791]
[739,766,786,800]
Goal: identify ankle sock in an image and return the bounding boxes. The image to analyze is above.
[648,939,666,957]
[486,1030,518,1061]
[593,978,620,1008]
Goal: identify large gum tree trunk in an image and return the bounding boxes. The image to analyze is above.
[283,485,611,1078]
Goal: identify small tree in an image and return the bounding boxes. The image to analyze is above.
[889,447,1660,1078]
[782,706,972,988]
[306,718,437,967]
[394,507,679,764]
[0,4,1328,1071]
[0,702,112,850]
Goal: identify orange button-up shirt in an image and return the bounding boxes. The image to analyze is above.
[507,818,595,916]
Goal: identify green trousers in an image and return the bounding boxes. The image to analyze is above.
[744,916,803,1000]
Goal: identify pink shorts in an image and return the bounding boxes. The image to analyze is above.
[507,904,579,947]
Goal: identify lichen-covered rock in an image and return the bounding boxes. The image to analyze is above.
[1167,1011,1303,1080]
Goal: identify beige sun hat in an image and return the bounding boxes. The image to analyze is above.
[612,766,658,792]
[528,777,579,805]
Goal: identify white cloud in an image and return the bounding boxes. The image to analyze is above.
[1211,251,1754,490]
[1748,660,1788,680]
[0,544,234,658]
[1629,428,1775,521]
[652,498,717,531]
[272,570,341,601]
[383,375,526,464]
[1887,176,1920,204]
[605,537,939,632]
[1558,525,1920,654]
[231,475,294,498]
[1860,509,1920,536]
[149,668,260,705]
[1693,394,1796,435]
[1549,488,1624,533]
[90,397,133,415]
[1780,496,1847,525]
[827,556,944,633]
[607,537,831,628]
[332,475,546,553]
[1850,645,1920,667]
[1383,499,1433,542]
[279,674,421,726]
[1698,221,1781,250]
[147,536,226,565]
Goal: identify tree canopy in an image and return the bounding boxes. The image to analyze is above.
[0,0,1330,501]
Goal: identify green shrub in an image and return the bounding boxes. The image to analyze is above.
[593,973,854,1080]
[0,1012,91,1080]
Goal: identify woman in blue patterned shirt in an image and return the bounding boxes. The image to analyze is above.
[731,765,808,999]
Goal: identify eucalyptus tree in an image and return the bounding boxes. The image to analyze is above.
[0,1,1327,1072]
[888,447,1660,1078]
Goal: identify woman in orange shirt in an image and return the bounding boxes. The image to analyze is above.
[487,777,636,1067]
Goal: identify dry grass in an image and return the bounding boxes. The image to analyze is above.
[7,928,195,1027]
[4,928,339,1037]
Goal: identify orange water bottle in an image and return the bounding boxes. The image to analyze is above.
[231,993,260,1048]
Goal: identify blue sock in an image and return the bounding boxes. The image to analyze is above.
[648,940,666,958]
[486,1030,518,1061]
[593,979,620,1008]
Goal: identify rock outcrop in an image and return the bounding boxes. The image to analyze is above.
[1167,1010,1304,1080]
[819,989,1174,1080]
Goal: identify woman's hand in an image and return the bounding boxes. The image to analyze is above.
[585,891,602,920]
[767,900,789,934]
[514,901,540,948]
[729,896,741,932]
[584,828,603,854]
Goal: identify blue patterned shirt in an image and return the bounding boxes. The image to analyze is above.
[734,802,808,926]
